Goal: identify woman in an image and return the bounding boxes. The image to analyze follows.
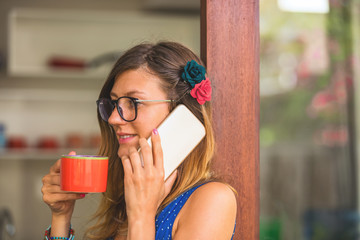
[42,41,237,240]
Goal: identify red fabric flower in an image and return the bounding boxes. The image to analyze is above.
[190,78,212,105]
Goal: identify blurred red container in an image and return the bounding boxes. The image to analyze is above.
[37,136,59,149]
[66,133,84,149]
[7,136,27,149]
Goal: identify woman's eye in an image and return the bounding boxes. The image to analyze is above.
[125,100,136,109]
[135,101,144,109]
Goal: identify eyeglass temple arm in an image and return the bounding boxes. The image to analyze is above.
[135,99,174,103]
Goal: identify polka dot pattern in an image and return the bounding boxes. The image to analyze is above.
[107,183,236,240]
[155,184,205,240]
[155,183,236,240]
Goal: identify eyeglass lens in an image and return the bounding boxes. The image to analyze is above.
[98,97,137,122]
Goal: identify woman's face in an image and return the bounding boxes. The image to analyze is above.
[108,68,170,158]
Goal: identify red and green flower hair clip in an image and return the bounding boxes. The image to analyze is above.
[181,60,212,105]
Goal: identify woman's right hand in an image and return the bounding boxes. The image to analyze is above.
[41,151,85,219]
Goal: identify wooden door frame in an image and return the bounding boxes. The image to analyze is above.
[200,1,260,239]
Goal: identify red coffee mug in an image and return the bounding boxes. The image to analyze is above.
[61,155,108,192]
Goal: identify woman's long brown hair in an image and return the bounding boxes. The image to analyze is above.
[85,42,216,239]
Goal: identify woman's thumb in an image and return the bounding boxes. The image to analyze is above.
[68,151,77,155]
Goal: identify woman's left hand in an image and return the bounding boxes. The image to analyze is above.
[121,129,178,223]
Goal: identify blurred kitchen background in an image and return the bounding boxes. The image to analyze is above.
[0,0,359,239]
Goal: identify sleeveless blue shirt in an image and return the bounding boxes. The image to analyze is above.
[108,183,235,240]
[155,183,235,240]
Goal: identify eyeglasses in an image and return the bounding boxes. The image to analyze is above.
[96,96,173,122]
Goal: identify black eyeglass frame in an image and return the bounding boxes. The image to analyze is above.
[96,96,174,122]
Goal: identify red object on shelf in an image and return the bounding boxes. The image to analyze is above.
[89,134,101,148]
[48,57,86,69]
[6,136,27,149]
[37,137,59,149]
[66,133,84,149]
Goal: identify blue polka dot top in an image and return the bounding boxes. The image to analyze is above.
[155,184,203,240]
[107,183,235,240]
[155,183,235,240]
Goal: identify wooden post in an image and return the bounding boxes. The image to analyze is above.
[200,1,259,239]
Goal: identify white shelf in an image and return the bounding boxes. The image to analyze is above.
[8,67,110,79]
[0,148,99,160]
[8,8,200,78]
[0,88,99,102]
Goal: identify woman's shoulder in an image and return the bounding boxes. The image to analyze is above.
[195,181,236,195]
[173,181,237,239]
[190,181,237,210]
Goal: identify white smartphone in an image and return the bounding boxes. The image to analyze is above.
[143,104,206,180]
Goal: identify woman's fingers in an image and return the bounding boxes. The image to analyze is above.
[121,155,133,176]
[128,147,143,175]
[151,129,164,171]
[42,180,64,193]
[44,192,84,203]
[43,193,84,214]
[50,159,61,174]
[121,146,144,177]
[41,151,82,216]
[42,177,85,213]
[139,138,153,168]
[122,132,163,176]
[42,175,85,196]
[42,173,61,186]
[50,151,76,174]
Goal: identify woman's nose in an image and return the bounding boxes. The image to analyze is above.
[108,107,127,125]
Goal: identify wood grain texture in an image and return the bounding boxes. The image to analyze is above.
[200,1,260,239]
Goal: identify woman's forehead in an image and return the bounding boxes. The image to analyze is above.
[111,69,166,98]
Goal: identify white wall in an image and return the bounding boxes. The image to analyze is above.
[0,1,200,239]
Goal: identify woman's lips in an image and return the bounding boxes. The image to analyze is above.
[117,134,137,144]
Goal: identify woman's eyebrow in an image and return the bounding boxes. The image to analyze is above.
[126,90,147,96]
[110,90,147,99]
[109,92,118,99]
